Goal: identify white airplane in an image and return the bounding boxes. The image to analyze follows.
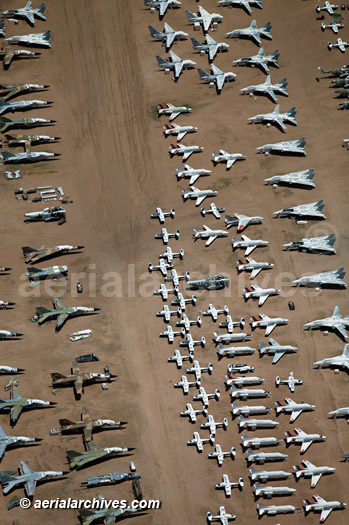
[241,435,281,449]
[201,203,225,220]
[285,427,326,454]
[248,105,297,131]
[148,23,188,51]
[250,313,287,336]
[2,151,58,163]
[265,168,315,188]
[153,283,178,300]
[156,304,181,323]
[239,417,278,432]
[0,99,52,115]
[180,403,207,423]
[227,363,254,373]
[243,285,280,307]
[0,301,16,310]
[232,235,269,256]
[187,431,214,452]
[174,375,200,394]
[176,314,201,333]
[5,31,51,47]
[257,138,306,155]
[185,6,223,33]
[191,35,229,62]
[231,403,271,417]
[186,360,213,381]
[328,37,349,52]
[219,316,245,334]
[225,213,263,232]
[328,406,349,420]
[237,258,273,280]
[182,185,217,206]
[254,483,295,499]
[157,102,191,120]
[218,345,256,359]
[197,64,236,93]
[0,330,23,339]
[193,225,228,246]
[275,397,315,422]
[233,48,279,74]
[259,338,298,364]
[144,0,181,18]
[218,0,263,15]
[165,269,189,287]
[283,234,336,254]
[148,258,173,277]
[225,375,264,388]
[303,494,346,522]
[154,227,180,244]
[163,123,197,142]
[208,444,236,466]
[171,292,196,311]
[0,365,24,374]
[200,304,229,321]
[176,164,211,184]
[257,503,295,517]
[316,1,338,15]
[314,343,349,371]
[215,475,243,497]
[275,372,303,393]
[180,333,205,353]
[212,150,246,169]
[207,506,236,524]
[156,50,196,82]
[160,246,184,264]
[169,142,203,161]
[274,200,326,220]
[1,2,46,25]
[167,349,193,368]
[214,331,252,344]
[250,467,291,482]
[150,207,175,224]
[226,20,272,46]
[193,386,220,407]
[201,414,228,436]
[159,325,184,343]
[293,269,346,288]
[241,75,288,103]
[246,449,288,465]
[321,19,344,34]
[293,459,336,487]
[230,386,270,400]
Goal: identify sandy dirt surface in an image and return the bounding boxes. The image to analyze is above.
[0,0,348,524]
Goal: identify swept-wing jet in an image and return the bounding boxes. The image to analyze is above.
[328,37,349,52]
[51,361,116,396]
[157,102,191,120]
[5,31,51,48]
[193,225,228,246]
[191,34,229,62]
[36,297,100,332]
[81,472,141,488]
[305,305,348,338]
[303,494,346,522]
[181,403,207,423]
[314,343,349,371]
[316,1,338,14]
[212,150,246,169]
[169,142,203,160]
[258,503,295,517]
[292,268,346,288]
[215,475,243,497]
[275,397,315,422]
[25,265,68,287]
[283,234,335,254]
[187,274,229,290]
[148,23,188,51]
[182,185,217,206]
[156,50,196,82]
[251,313,287,335]
[257,138,306,155]
[274,200,325,220]
[246,449,288,465]
[285,427,325,453]
[67,437,134,470]
[176,164,211,184]
[197,64,236,93]
[0,83,49,100]
[208,444,236,466]
[322,19,344,34]
[187,431,214,452]
[175,376,200,394]
[0,380,55,426]
[232,235,269,256]
[207,506,236,523]
[0,98,52,115]
[265,168,314,188]
[254,483,295,499]
[144,0,181,18]
[249,467,291,482]
[237,258,273,281]
[0,461,66,496]
[241,75,288,103]
[2,150,58,163]
[59,407,126,440]
[218,345,256,359]
[259,338,298,364]
[275,372,302,393]
[0,45,40,69]
[79,494,141,525]
[149,258,173,277]
[0,331,23,340]
[185,6,223,33]
[329,406,349,419]
[218,0,262,14]
[201,303,229,321]
[0,116,54,133]
[1,2,46,25]
[226,20,272,46]
[294,459,335,487]
[225,213,262,231]
[22,244,83,264]
[233,48,279,74]
[155,227,180,244]
[243,285,280,307]
[163,123,197,141]
[150,207,175,223]
[0,425,41,460]
[248,105,297,132]
[4,134,60,151]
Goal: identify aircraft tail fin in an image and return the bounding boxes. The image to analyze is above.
[35,306,51,317]
[271,49,280,61]
[43,30,51,40]
[156,55,167,67]
[148,26,160,37]
[0,474,17,494]
[185,10,196,21]
[37,3,47,20]
[191,37,202,48]
[59,418,75,427]
[343,344,349,357]
[197,68,209,80]
[51,372,66,381]
[66,449,82,460]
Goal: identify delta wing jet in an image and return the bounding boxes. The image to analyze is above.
[232,235,269,256]
[36,297,100,332]
[305,306,349,339]
[185,6,223,33]
[237,258,273,280]
[328,37,349,52]
[314,343,349,371]
[0,116,54,132]
[218,0,263,15]
[176,164,211,184]
[0,83,49,100]
[226,213,263,232]
[251,314,287,335]
[208,444,236,466]
[157,102,191,120]
[169,142,203,160]
[0,45,40,69]
[293,268,346,288]
[275,397,315,422]
[316,2,338,14]
[5,31,51,47]
[215,475,243,497]
[243,285,280,307]
[193,225,228,246]
[150,207,175,223]
[274,200,326,220]
[0,460,66,496]
[233,48,279,74]
[1,2,46,25]
[303,494,346,522]
[0,98,52,115]
[212,150,246,169]
[182,185,217,205]
[257,138,306,155]
[275,372,302,393]
[254,483,295,499]
[258,503,295,517]
[187,431,214,452]
[294,459,335,487]
[51,361,116,397]
[207,506,236,523]
[285,427,325,453]
[197,64,236,93]
[191,34,229,62]
[66,438,134,470]
[163,123,197,141]
[144,0,181,19]
[265,169,315,188]
[156,50,196,82]
[241,75,288,103]
[59,407,126,440]
[0,380,55,426]
[22,245,83,264]
[181,403,207,423]
[148,23,188,51]
[259,338,298,364]
[226,20,272,46]
[248,105,297,131]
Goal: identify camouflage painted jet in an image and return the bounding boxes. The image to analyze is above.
[59,406,127,440]
[36,297,100,332]
[78,493,143,525]
[0,460,66,497]
[4,134,60,151]
[0,83,49,100]
[0,45,40,69]
[0,116,55,133]
[66,437,134,470]
[26,265,68,287]
[1,2,46,26]
[0,425,41,460]
[22,244,84,264]
[51,361,116,396]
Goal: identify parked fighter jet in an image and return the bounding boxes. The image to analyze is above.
[322,19,344,34]
[218,0,262,14]
[156,50,196,82]
[197,64,236,93]
[0,99,52,115]
[0,20,4,37]
[254,483,295,499]
[275,397,315,422]
[201,203,225,219]
[226,20,272,46]
[284,234,335,255]
[182,185,217,205]
[67,438,134,470]
[250,467,291,482]
[218,345,256,359]
[246,449,288,465]
[241,434,280,449]
[193,225,228,246]
[176,164,211,184]
[241,76,287,103]
[285,428,325,453]
[225,213,263,232]
[156,304,181,323]
[207,506,236,523]
[318,65,349,77]
[303,494,346,522]
[248,105,297,132]
[0,331,23,340]
[191,34,229,62]
[169,142,203,160]
[0,425,41,460]
[157,102,191,120]
[149,259,173,277]
[181,403,207,423]
[232,235,269,256]
[292,268,346,288]
[0,365,24,373]
[316,1,338,14]
[0,45,40,69]
[81,472,141,488]
[0,301,16,310]
[257,138,306,155]
[294,459,335,488]
[51,361,116,397]
[243,285,280,307]
[36,297,100,332]
[164,123,197,142]
[0,116,54,133]
[258,503,295,517]
[251,314,287,336]
[25,265,68,287]
[59,407,125,440]
[275,200,326,221]
[212,150,246,169]
[328,37,349,52]
[0,83,49,101]
[331,76,349,88]
[208,444,236,466]
[150,207,175,223]
[155,227,180,244]
[1,2,46,25]
[237,258,273,281]
[79,495,142,525]
[230,386,270,400]
[0,460,66,497]
[275,372,302,393]
[232,403,271,417]
[185,6,223,33]
[259,338,298,364]
[187,431,214,452]
[22,245,83,264]
[314,344,349,371]
[148,23,188,51]
[215,475,243,497]
[305,306,348,339]
[265,168,315,188]
[233,48,279,74]
[0,380,55,426]
[5,31,51,48]
[4,134,59,152]
[187,274,229,290]
[2,150,58,163]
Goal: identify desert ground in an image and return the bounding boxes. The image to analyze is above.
[0,0,348,524]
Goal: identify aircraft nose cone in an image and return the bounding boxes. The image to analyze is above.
[53,153,61,157]
[61,471,70,476]
[50,120,57,123]
[93,307,101,311]
[127,447,136,452]
[119,421,128,426]
[43,85,50,88]
[49,402,57,406]
[109,374,118,379]
[54,137,61,140]
[15,335,24,338]
[17,367,25,371]
[3,267,12,271]
[35,438,43,442]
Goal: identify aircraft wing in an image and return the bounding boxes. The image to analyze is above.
[10,383,21,400]
[24,12,35,25]
[173,60,184,79]
[208,44,219,62]
[311,473,321,487]
[206,235,217,247]
[57,312,69,328]
[265,323,276,336]
[216,74,225,92]
[338,44,346,52]
[169,111,180,120]
[81,406,90,421]
[259,60,269,73]
[10,404,23,424]
[183,149,193,161]
[177,130,187,141]
[237,215,249,232]
[258,294,269,306]
[300,440,312,453]
[245,245,256,256]
[243,1,253,15]
[166,32,176,49]
[159,2,168,17]
[0,444,6,460]
[226,158,236,169]
[195,195,207,206]
[275,116,287,130]
[272,351,285,364]
[336,325,348,339]
[74,376,83,396]
[202,15,212,33]
[250,268,262,279]
[251,33,262,46]
[24,479,37,497]
[265,88,277,103]
[290,409,302,422]
[19,460,33,476]
[320,509,332,522]
[3,53,14,67]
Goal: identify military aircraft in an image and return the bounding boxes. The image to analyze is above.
[79,494,143,525]
[305,305,348,338]
[275,372,303,393]
[283,234,335,254]
[182,185,217,205]
[0,331,23,340]
[303,494,346,522]
[201,203,225,219]
[153,283,178,301]
[160,325,184,343]
[265,168,315,188]
[5,31,51,48]
[2,150,58,163]
[232,403,271,417]
[0,301,16,310]
[226,19,271,46]
[165,269,189,288]
[25,265,68,287]
[148,23,188,51]
[187,274,229,290]
[227,363,254,373]
[157,102,191,120]
[250,313,287,335]
[316,1,338,14]
[0,380,55,426]
[187,431,214,452]
[185,6,223,33]
[180,333,205,354]
[4,134,60,151]
[160,246,184,263]
[258,503,295,517]
[314,343,349,371]
[218,345,256,359]
[1,2,46,25]
[171,292,196,311]
[285,427,325,453]
[0,425,41,461]
[232,235,269,256]
[201,414,228,436]
[219,315,245,334]
[243,285,280,307]
[0,20,4,37]
[226,375,264,388]
[168,348,193,368]
[230,386,270,400]
[51,361,116,396]
[24,205,64,224]
[241,75,288,103]
[294,459,335,488]
[201,303,229,321]
[275,397,315,422]
[259,338,298,364]
[328,37,349,52]
[22,245,83,264]
[212,150,246,169]
[214,331,252,344]
[274,200,326,220]
[329,406,349,419]
[59,407,126,440]
[36,297,100,332]
[0,45,40,69]
[208,444,236,466]
[151,207,175,224]
[225,213,262,232]
[155,227,180,244]
[81,471,141,488]
[197,64,236,93]
[0,116,54,133]
[169,142,203,160]
[144,0,181,19]
[254,483,295,499]
[292,268,346,288]
[193,225,228,246]
[66,438,134,470]
[207,506,236,523]
[191,34,229,62]
[233,48,279,74]
[335,87,349,97]
[186,360,212,382]
[180,403,207,423]
[0,460,66,497]
[248,105,297,131]
[163,123,198,141]
[0,98,52,115]
[246,449,288,465]
[149,258,173,277]
[0,83,49,101]
[318,65,349,77]
[250,467,291,482]
[0,365,24,374]
[237,258,273,280]
[193,386,220,407]
[257,138,306,155]
[218,0,262,14]
[215,475,243,497]
[331,76,349,88]
[156,50,196,82]
[176,164,211,184]
[241,434,280,449]
[322,19,344,34]
[174,376,200,394]
[156,304,181,323]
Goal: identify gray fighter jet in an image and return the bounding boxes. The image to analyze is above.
[241,75,287,103]
[292,268,346,288]
[185,6,223,33]
[232,235,269,256]
[5,31,51,48]
[305,305,348,338]
[0,98,52,115]
[0,380,55,426]
[265,169,314,188]
[24,206,66,224]
[248,105,297,131]
[0,460,66,497]
[156,50,196,82]
[218,0,263,15]
[1,2,46,26]
[144,0,181,19]
[314,344,349,371]
[148,22,188,51]
[2,150,58,163]
[0,425,41,460]
[191,34,229,62]
[259,338,298,364]
[226,20,271,46]
[274,200,325,220]
[198,64,236,93]
[81,471,141,488]
[35,297,100,332]
[257,138,306,155]
[233,48,279,74]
